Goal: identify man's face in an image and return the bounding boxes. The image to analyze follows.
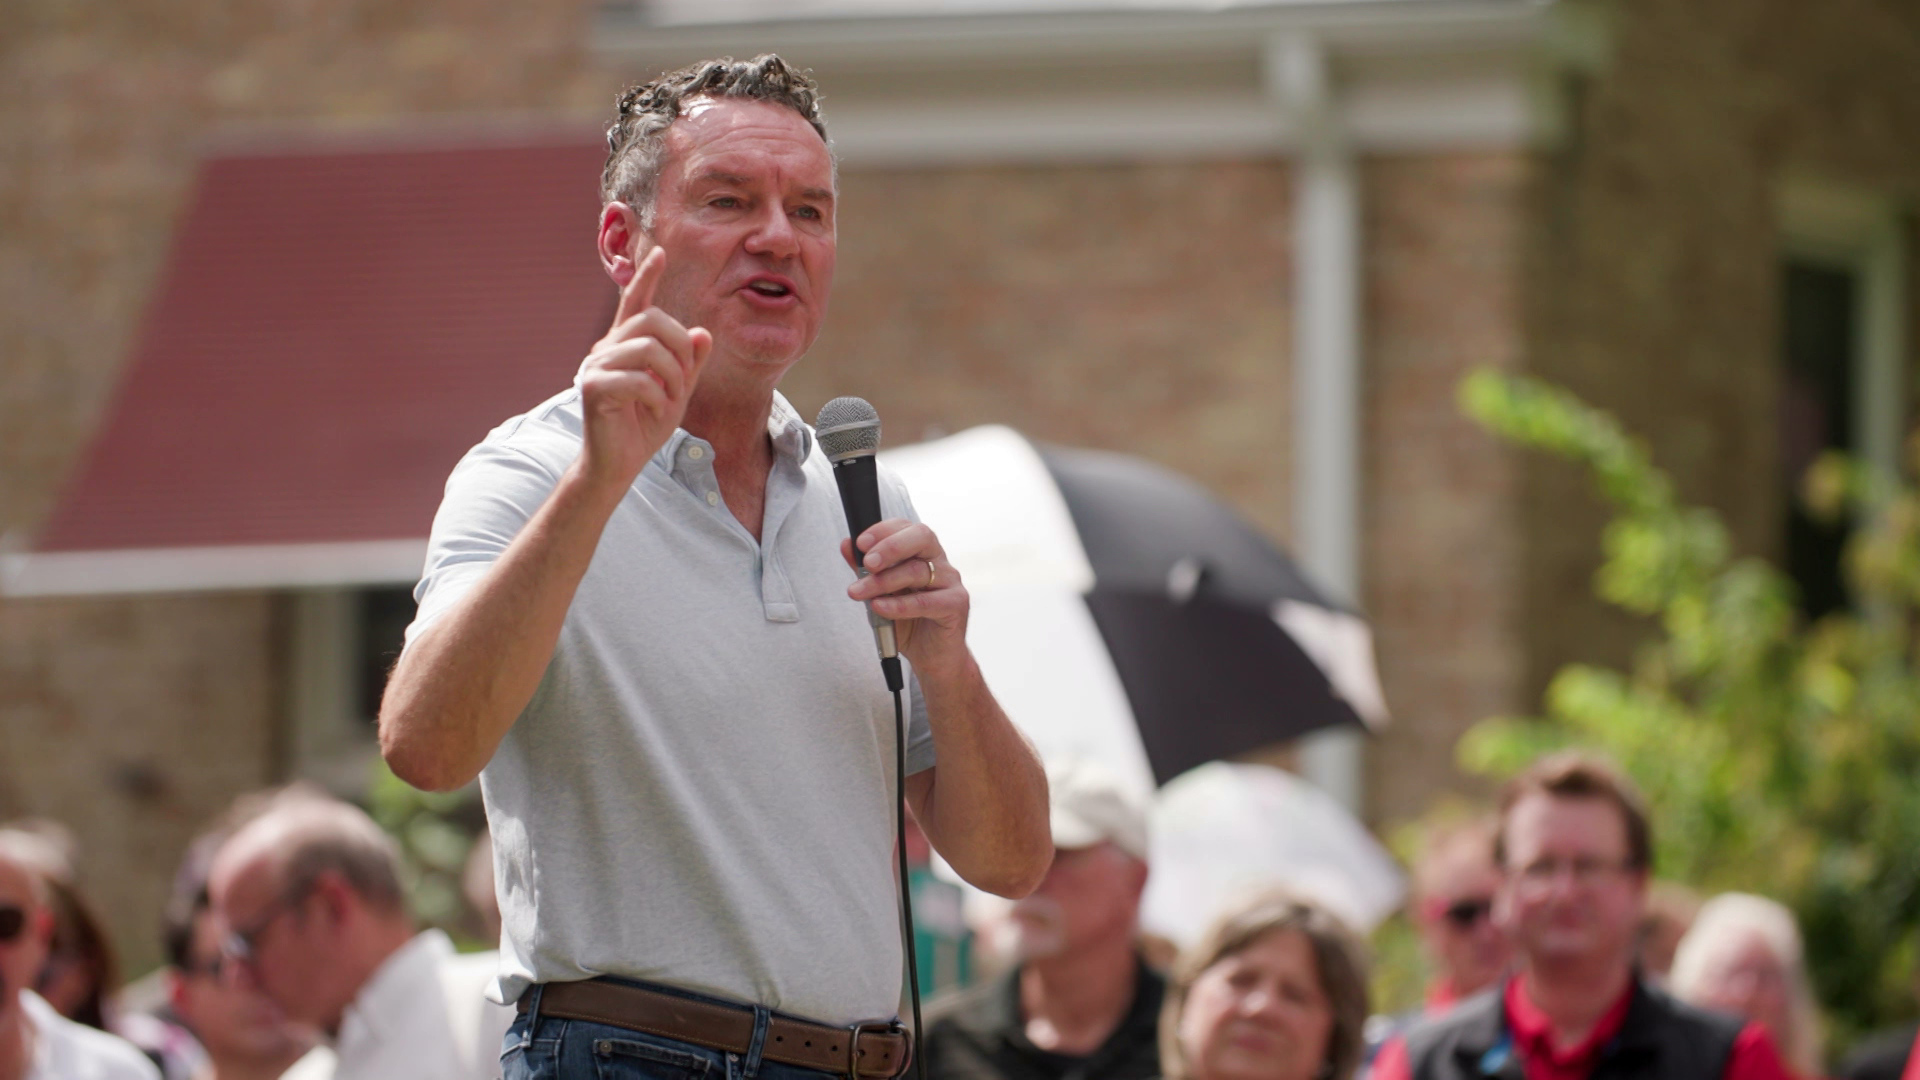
[0,858,50,1022]
[1416,841,1510,997]
[210,852,337,1029]
[172,909,311,1064]
[1004,843,1147,960]
[1495,794,1647,969]
[640,97,836,388]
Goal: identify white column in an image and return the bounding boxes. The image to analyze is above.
[285,588,377,791]
[1268,34,1367,813]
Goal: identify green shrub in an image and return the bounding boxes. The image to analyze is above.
[1455,369,1920,1049]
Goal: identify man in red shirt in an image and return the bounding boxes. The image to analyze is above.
[1372,753,1790,1080]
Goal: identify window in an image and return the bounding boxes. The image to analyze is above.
[1777,179,1909,618]
[1780,261,1857,617]
[286,585,417,791]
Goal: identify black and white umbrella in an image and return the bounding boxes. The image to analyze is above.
[880,425,1387,800]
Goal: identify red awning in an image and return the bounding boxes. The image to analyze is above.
[5,131,613,595]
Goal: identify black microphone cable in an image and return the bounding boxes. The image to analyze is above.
[887,660,929,1080]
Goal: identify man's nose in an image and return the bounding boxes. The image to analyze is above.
[745,204,799,258]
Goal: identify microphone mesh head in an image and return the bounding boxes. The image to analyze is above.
[815,397,882,461]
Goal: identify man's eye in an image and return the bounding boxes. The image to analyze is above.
[794,205,822,220]
[712,196,742,209]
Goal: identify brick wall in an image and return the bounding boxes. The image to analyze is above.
[1362,152,1531,826]
[1519,0,1920,701]
[788,161,1296,540]
[0,593,280,974]
[0,0,622,977]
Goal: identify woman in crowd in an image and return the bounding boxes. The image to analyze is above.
[1160,892,1370,1080]
[1670,892,1824,1078]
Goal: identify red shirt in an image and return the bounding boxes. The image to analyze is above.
[1371,976,1793,1080]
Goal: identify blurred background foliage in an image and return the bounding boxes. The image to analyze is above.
[365,761,490,948]
[1449,368,1920,1048]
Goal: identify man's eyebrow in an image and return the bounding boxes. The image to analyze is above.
[691,171,753,187]
[799,186,836,204]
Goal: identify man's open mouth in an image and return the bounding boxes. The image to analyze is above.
[745,280,792,298]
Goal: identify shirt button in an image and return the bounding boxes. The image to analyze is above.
[706,491,720,506]
[687,445,705,460]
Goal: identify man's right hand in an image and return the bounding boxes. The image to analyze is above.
[575,246,713,489]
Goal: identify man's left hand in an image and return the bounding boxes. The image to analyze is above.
[842,521,967,676]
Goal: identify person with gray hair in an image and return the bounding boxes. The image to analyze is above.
[206,789,510,1080]
[919,760,1163,1080]
[1669,894,1823,1079]
[376,51,1049,1080]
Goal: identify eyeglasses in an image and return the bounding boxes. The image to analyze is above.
[1513,856,1639,890]
[220,889,309,966]
[0,904,23,944]
[180,952,229,981]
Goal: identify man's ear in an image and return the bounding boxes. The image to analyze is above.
[312,872,356,927]
[598,202,652,288]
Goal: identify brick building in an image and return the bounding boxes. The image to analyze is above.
[1,0,1915,976]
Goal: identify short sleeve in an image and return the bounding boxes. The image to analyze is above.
[406,439,562,647]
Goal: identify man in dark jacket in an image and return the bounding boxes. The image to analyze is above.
[920,760,1162,1080]
[1372,753,1789,1080]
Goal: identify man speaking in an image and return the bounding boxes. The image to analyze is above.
[376,54,1052,1080]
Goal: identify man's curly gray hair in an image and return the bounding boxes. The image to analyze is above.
[602,54,834,231]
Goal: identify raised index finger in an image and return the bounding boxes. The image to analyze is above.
[613,246,667,328]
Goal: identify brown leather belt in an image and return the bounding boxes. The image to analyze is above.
[521,979,911,1079]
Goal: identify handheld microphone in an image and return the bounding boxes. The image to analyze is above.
[815,395,928,1080]
[815,396,904,692]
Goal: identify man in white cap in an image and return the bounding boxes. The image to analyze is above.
[919,760,1160,1080]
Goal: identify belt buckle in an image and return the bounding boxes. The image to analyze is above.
[844,1019,905,1080]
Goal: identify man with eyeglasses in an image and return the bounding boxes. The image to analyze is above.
[205,790,511,1080]
[0,832,158,1080]
[156,876,324,1080]
[1372,753,1789,1080]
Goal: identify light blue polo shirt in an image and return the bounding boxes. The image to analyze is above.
[407,388,935,1025]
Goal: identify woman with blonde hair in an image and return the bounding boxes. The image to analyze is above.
[1160,892,1370,1080]
[1670,892,1824,1078]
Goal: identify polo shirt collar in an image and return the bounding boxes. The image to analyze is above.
[767,391,814,463]
[1504,971,1635,1071]
[648,391,816,477]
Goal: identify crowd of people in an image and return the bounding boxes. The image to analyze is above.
[917,751,1914,1080]
[0,785,510,1080]
[1,748,1914,1080]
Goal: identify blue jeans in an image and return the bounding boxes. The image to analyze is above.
[501,979,874,1080]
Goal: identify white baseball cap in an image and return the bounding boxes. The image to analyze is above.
[1047,758,1149,861]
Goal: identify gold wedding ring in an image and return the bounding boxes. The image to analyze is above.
[925,559,937,589]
